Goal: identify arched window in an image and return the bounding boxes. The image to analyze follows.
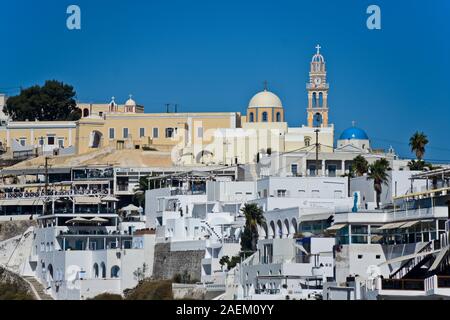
[313,113,322,127]
[83,108,89,117]
[318,92,323,108]
[312,92,317,107]
[249,112,254,122]
[276,112,281,122]
[93,263,99,278]
[262,112,268,122]
[111,265,120,278]
[305,137,311,147]
[100,262,106,278]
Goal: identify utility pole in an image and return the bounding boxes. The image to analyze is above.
[315,129,320,176]
[43,156,49,215]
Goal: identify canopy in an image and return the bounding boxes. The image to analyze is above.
[377,222,405,230]
[326,224,347,231]
[73,196,101,205]
[120,204,140,211]
[399,221,420,229]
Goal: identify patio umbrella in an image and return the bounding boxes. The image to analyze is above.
[90,217,109,224]
[101,195,119,202]
[120,204,140,212]
[65,217,90,225]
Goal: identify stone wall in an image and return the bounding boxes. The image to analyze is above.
[152,243,204,281]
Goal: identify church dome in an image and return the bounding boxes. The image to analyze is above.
[125,98,136,106]
[125,96,136,106]
[248,90,283,108]
[339,127,369,140]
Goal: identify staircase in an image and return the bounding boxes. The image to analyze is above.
[22,276,53,300]
[204,221,222,242]
[390,241,434,280]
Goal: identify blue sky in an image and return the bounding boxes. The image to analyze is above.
[1,0,449,161]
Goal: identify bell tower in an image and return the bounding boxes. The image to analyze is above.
[307,45,329,127]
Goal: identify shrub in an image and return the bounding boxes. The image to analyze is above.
[88,293,123,300]
[124,279,173,300]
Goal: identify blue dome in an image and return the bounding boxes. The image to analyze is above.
[339,127,369,140]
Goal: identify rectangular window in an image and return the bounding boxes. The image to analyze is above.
[277,189,287,197]
[291,164,298,176]
[123,128,129,139]
[109,128,115,139]
[58,138,64,148]
[152,128,159,138]
[47,136,55,145]
[139,128,145,138]
[197,127,203,138]
[165,128,174,138]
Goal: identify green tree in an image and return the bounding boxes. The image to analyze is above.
[219,256,230,271]
[409,131,429,161]
[351,155,369,177]
[240,203,265,252]
[367,159,391,209]
[3,80,80,121]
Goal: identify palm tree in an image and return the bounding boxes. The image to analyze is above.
[367,159,391,209]
[409,132,429,160]
[133,176,150,208]
[240,203,265,252]
[351,155,369,176]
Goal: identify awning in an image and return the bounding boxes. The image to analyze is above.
[293,243,309,255]
[326,224,347,231]
[0,199,44,206]
[378,222,405,230]
[399,221,420,229]
[73,197,101,205]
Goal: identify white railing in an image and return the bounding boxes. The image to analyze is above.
[425,275,437,293]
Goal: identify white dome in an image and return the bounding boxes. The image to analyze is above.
[248,90,282,108]
[125,97,136,106]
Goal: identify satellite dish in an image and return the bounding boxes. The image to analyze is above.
[366,265,381,279]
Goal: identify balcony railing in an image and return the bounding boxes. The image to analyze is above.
[381,279,424,291]
[0,189,109,200]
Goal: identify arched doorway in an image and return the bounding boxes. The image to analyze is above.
[100,262,106,278]
[111,265,120,278]
[83,108,89,117]
[93,263,99,278]
[89,131,103,148]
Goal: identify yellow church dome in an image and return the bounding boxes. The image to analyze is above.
[248,90,283,108]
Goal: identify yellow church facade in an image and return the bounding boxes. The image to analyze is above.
[0,46,334,166]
